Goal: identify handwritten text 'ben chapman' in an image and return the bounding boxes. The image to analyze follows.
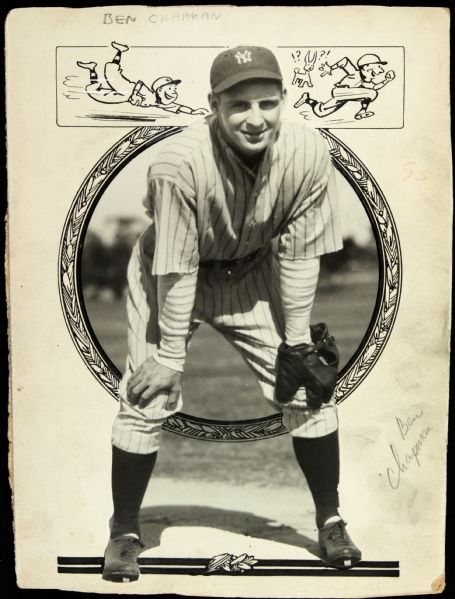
[386,409,432,490]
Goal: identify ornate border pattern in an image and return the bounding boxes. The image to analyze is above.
[162,413,288,441]
[58,126,402,441]
[322,130,402,402]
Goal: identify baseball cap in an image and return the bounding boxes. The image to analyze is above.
[210,46,283,93]
[356,54,387,69]
[151,76,182,93]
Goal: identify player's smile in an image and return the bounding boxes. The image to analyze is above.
[241,129,268,142]
[159,84,178,104]
[210,79,286,158]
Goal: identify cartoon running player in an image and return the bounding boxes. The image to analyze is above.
[294,53,395,120]
[77,41,208,115]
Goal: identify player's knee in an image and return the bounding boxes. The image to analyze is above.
[367,89,378,101]
[112,419,163,454]
[282,404,339,438]
[289,422,339,439]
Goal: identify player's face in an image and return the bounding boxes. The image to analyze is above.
[157,84,179,105]
[210,80,286,158]
[361,63,385,84]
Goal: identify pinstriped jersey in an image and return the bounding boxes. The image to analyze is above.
[144,116,343,275]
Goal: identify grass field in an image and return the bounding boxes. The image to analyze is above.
[83,273,378,488]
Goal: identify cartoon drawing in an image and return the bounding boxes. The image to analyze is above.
[291,50,317,88]
[77,41,208,115]
[294,53,395,120]
[205,553,258,573]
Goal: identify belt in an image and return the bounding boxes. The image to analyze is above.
[199,248,262,271]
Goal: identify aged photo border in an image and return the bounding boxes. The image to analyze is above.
[58,126,402,441]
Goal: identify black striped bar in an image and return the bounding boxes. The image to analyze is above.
[58,566,399,577]
[58,557,399,569]
[57,557,399,577]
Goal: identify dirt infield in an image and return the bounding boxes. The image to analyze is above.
[140,478,320,559]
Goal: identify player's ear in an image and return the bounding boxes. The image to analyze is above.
[280,87,288,108]
[208,92,218,114]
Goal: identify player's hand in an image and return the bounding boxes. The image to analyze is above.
[129,91,144,106]
[127,357,182,410]
[385,70,395,81]
[192,108,209,115]
[319,62,332,77]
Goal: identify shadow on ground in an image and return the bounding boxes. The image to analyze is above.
[140,505,322,558]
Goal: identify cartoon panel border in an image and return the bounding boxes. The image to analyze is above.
[280,46,405,130]
[57,126,402,442]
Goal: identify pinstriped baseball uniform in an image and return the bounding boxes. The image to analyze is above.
[113,116,343,454]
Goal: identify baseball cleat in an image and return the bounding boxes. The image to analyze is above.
[294,92,310,108]
[77,61,97,70]
[102,536,144,582]
[112,41,129,53]
[318,520,362,570]
[354,110,375,120]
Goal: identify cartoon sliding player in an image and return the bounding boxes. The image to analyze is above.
[294,53,395,120]
[77,41,208,115]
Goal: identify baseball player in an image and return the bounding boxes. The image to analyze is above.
[102,45,362,583]
[77,41,208,115]
[294,53,395,120]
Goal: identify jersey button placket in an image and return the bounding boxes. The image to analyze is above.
[243,154,269,250]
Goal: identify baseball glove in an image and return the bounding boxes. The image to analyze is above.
[275,323,339,409]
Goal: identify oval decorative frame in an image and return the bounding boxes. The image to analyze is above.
[58,126,402,442]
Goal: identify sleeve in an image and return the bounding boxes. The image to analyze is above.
[278,137,343,260]
[279,257,320,346]
[136,84,158,108]
[333,57,357,76]
[153,271,198,372]
[146,175,199,275]
[161,103,183,114]
[159,102,191,114]
[174,104,193,114]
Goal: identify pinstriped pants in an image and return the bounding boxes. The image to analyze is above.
[112,227,338,454]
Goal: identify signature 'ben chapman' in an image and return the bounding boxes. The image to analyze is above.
[386,410,432,489]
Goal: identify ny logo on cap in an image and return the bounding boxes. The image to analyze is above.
[234,50,252,64]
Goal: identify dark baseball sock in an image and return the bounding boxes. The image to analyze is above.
[112,51,122,65]
[110,445,158,539]
[89,70,97,83]
[292,430,340,529]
